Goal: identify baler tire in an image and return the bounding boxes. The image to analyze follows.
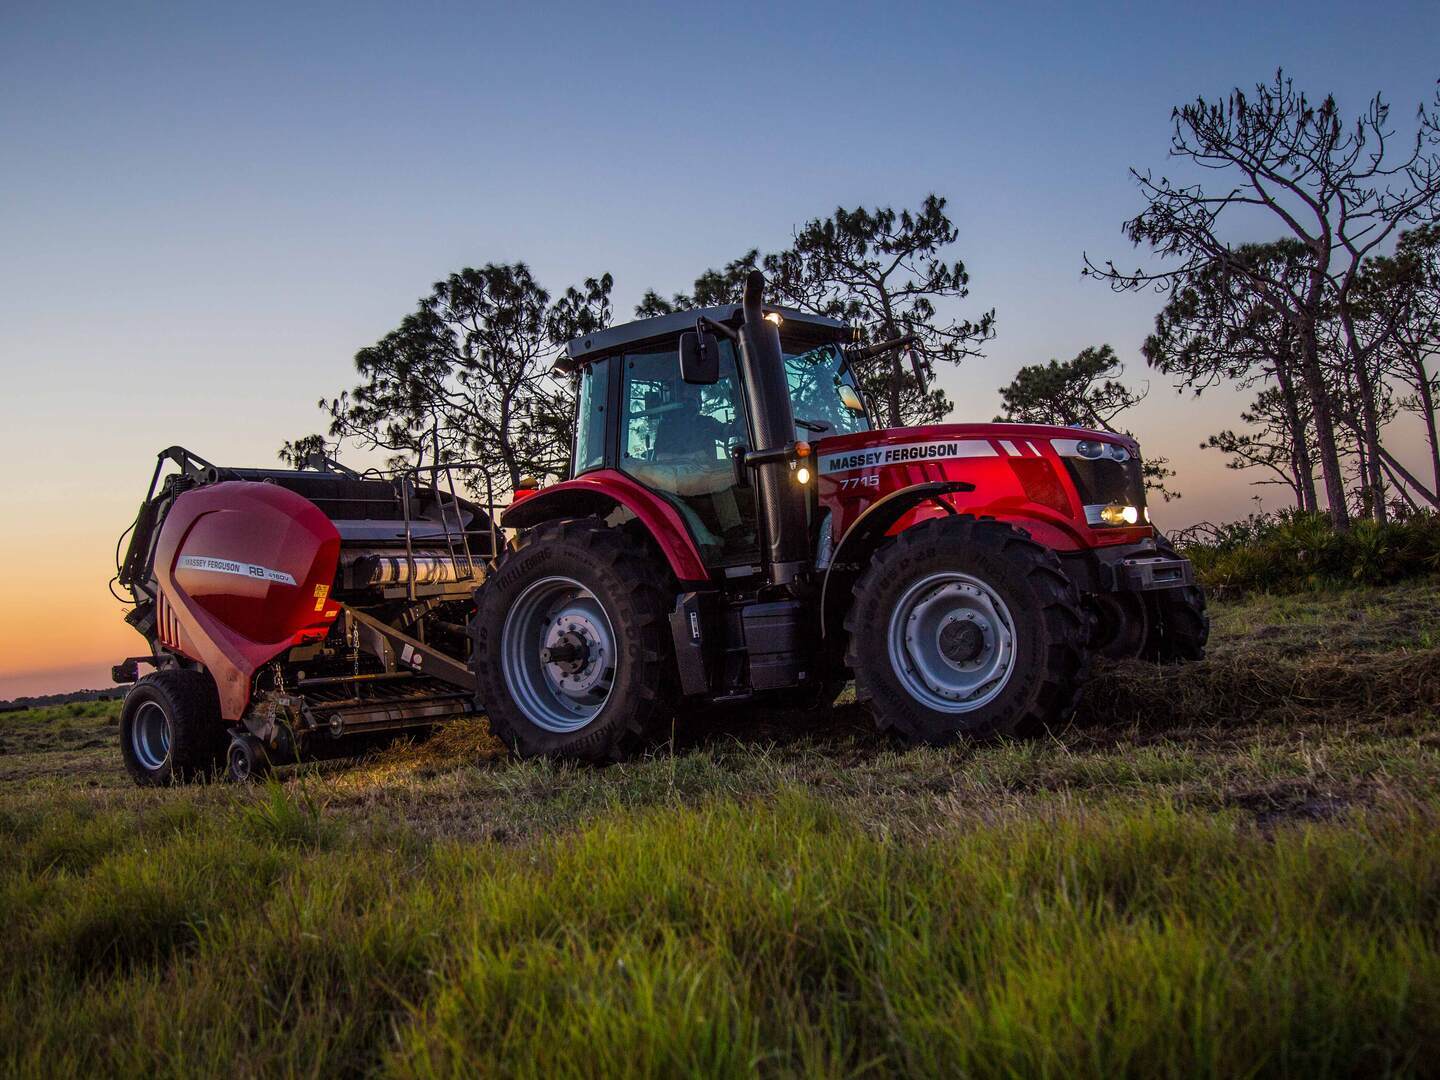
[473,518,677,762]
[1141,537,1210,663]
[119,669,227,786]
[845,516,1090,745]
[225,733,272,783]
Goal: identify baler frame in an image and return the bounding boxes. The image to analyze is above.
[112,445,503,783]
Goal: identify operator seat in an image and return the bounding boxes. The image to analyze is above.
[651,397,744,545]
[653,405,724,459]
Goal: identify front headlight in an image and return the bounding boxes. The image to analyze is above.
[1054,438,1130,462]
[1086,503,1140,527]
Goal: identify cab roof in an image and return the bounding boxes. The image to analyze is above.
[560,305,852,372]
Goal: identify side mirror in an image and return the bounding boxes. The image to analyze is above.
[679,329,720,385]
[837,384,866,414]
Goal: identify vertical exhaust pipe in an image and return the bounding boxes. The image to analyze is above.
[736,270,808,588]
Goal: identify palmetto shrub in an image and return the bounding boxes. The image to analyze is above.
[1177,510,1440,596]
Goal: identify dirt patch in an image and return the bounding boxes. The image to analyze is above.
[1223,779,1355,831]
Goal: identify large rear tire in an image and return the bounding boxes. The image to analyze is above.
[473,519,677,761]
[845,516,1089,745]
[119,669,227,786]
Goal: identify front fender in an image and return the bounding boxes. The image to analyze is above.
[819,481,974,638]
[501,470,710,583]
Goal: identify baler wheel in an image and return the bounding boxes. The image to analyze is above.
[225,733,271,783]
[473,518,676,761]
[845,515,1090,744]
[119,669,227,786]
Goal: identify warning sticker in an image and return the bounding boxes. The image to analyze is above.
[177,555,297,586]
[819,439,998,475]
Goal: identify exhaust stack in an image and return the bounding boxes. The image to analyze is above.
[736,270,808,588]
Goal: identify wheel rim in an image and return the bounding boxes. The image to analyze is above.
[500,575,617,733]
[131,701,171,771]
[886,571,1018,713]
[228,741,251,781]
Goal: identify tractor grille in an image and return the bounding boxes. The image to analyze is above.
[1060,456,1146,511]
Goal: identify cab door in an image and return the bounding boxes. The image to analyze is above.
[616,344,759,568]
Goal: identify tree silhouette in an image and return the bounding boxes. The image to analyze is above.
[1088,70,1440,526]
[295,264,613,495]
[772,196,993,427]
[1365,225,1440,498]
[1143,242,1320,512]
[1203,387,1315,509]
[635,252,761,317]
[996,345,1177,499]
[638,196,994,427]
[277,433,330,470]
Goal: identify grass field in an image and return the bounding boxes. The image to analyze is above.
[3,581,1439,1076]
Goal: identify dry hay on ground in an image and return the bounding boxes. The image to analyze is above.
[1082,647,1440,730]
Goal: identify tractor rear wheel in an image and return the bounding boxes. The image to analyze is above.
[845,516,1089,745]
[119,669,227,786]
[1141,537,1210,663]
[473,519,677,761]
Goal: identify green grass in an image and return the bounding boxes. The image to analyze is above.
[2,581,1439,1076]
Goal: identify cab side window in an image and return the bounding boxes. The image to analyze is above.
[573,360,609,475]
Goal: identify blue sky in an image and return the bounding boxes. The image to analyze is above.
[1,0,1438,695]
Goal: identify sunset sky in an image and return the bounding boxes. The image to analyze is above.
[2,0,1437,698]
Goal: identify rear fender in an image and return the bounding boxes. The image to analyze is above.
[819,481,974,638]
[500,470,709,583]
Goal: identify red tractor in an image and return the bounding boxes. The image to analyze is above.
[113,271,1205,781]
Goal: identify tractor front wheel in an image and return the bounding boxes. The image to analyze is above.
[846,516,1089,745]
[473,519,677,761]
[1141,536,1210,663]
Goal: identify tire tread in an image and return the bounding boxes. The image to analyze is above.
[843,515,1090,744]
[473,518,676,761]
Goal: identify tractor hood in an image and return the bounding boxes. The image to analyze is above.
[812,423,1139,476]
[813,422,1152,553]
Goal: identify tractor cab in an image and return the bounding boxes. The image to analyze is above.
[558,304,869,569]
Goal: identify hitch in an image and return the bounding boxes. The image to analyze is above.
[112,656,157,684]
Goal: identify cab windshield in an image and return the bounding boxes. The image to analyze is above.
[783,343,870,438]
